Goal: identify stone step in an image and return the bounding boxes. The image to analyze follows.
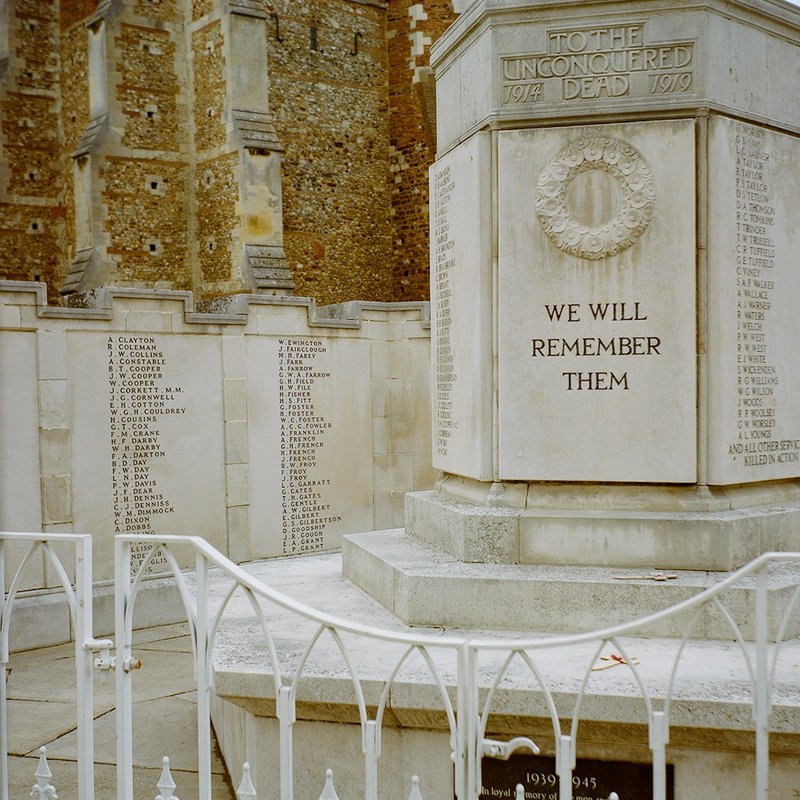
[342,529,800,640]
[211,551,800,800]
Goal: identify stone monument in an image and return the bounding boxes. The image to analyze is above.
[344,0,800,630]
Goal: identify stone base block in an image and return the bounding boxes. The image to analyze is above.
[342,529,800,639]
[210,551,800,800]
[406,482,800,571]
[212,690,800,800]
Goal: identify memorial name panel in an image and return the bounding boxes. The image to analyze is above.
[497,122,696,482]
[70,333,226,578]
[432,164,458,460]
[107,336,181,571]
[731,124,784,466]
[278,338,339,555]
[708,118,800,483]
[429,132,493,480]
[247,336,373,558]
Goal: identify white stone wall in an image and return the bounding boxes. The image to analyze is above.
[0,283,435,585]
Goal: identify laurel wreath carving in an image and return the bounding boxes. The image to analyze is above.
[535,136,656,260]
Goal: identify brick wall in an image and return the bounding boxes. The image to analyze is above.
[0,0,65,303]
[387,0,456,301]
[60,0,100,30]
[191,20,225,153]
[267,0,395,303]
[102,2,191,291]
[117,24,180,152]
[0,0,461,305]
[103,157,190,286]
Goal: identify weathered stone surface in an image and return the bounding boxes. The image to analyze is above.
[706,116,800,483]
[497,120,696,482]
[0,285,433,586]
[429,131,493,480]
[343,528,800,637]
[0,331,41,533]
[2,0,449,307]
[211,551,800,800]
[432,0,800,153]
[408,0,800,578]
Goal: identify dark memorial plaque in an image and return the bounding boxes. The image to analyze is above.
[478,754,674,800]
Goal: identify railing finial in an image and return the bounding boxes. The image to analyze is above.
[236,761,257,800]
[31,746,57,800]
[318,768,340,800]
[407,775,423,800]
[155,755,178,800]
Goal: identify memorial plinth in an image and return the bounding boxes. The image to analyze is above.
[344,0,800,628]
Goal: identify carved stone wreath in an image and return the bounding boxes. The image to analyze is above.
[535,136,656,260]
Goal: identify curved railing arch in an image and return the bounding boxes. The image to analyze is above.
[0,532,102,800]
[108,537,800,800]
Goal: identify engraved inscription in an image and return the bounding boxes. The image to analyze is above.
[480,753,674,800]
[649,72,692,94]
[727,124,800,469]
[503,81,543,105]
[531,301,660,390]
[535,137,655,260]
[107,336,185,572]
[278,339,342,554]
[502,21,694,104]
[432,165,458,458]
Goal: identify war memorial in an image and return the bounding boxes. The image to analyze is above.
[2,0,800,798]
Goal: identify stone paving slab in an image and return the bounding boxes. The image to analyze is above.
[6,623,235,800]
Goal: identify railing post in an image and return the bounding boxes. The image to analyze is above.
[556,734,574,800]
[0,538,7,800]
[31,746,57,800]
[364,719,379,800]
[74,536,95,800]
[278,685,295,800]
[460,645,480,800]
[115,537,135,800]
[649,710,669,800]
[195,552,212,800]
[407,775,423,800]
[754,564,770,800]
[155,755,178,800]
[454,645,467,800]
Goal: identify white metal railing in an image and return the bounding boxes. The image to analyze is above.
[112,535,800,800]
[2,531,799,800]
[0,532,112,800]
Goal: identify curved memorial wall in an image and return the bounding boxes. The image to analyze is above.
[0,284,435,586]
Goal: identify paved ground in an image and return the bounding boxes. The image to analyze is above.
[6,622,235,800]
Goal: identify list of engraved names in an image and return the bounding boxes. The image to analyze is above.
[728,124,799,469]
[108,336,185,569]
[278,339,341,554]
[433,165,458,458]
